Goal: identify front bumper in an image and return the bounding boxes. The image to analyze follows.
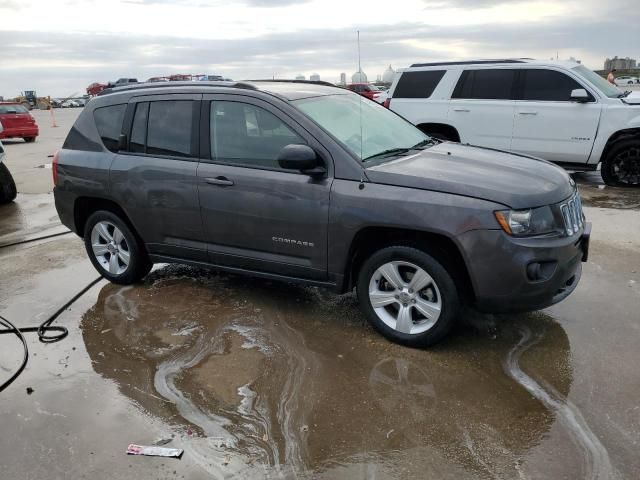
[459,223,591,313]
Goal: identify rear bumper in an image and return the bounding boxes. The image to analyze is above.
[0,126,39,139]
[53,187,78,234]
[459,223,591,313]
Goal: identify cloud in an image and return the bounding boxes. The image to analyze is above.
[0,0,637,97]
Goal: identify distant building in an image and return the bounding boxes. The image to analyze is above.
[382,65,395,84]
[295,74,306,80]
[604,56,637,71]
[352,70,368,83]
[568,57,581,65]
[339,73,346,85]
[310,73,320,82]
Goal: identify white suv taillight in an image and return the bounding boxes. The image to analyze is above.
[52,150,59,186]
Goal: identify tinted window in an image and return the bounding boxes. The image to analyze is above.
[521,69,588,101]
[0,104,29,114]
[93,104,126,153]
[146,100,193,157]
[211,101,304,169]
[129,102,148,153]
[452,69,516,100]
[393,70,445,98]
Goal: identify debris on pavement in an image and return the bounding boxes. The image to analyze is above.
[126,444,183,458]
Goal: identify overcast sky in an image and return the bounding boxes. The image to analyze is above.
[0,0,638,97]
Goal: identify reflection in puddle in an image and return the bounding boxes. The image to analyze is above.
[80,265,610,478]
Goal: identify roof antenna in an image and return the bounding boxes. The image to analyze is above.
[357,30,363,162]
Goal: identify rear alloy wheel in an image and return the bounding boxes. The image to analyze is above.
[357,246,459,347]
[601,140,640,187]
[84,210,151,284]
[0,162,17,204]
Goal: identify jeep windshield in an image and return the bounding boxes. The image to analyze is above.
[293,93,431,162]
[572,65,623,98]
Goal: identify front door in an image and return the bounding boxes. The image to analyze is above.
[511,68,602,164]
[197,95,332,280]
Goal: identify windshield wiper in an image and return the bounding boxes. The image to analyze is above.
[411,138,440,149]
[618,90,632,98]
[362,148,410,161]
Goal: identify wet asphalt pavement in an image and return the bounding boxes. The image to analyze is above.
[0,109,639,479]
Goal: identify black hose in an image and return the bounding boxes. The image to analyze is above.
[0,276,103,393]
[0,230,72,249]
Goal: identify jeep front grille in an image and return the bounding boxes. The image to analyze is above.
[560,192,584,236]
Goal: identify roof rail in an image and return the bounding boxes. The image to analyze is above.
[246,79,338,88]
[409,59,529,68]
[97,81,258,96]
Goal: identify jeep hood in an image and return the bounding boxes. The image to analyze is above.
[366,142,574,209]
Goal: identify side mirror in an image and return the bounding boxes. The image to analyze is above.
[570,89,590,103]
[118,133,128,151]
[277,144,325,175]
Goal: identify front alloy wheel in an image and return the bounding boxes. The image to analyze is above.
[368,261,442,335]
[357,246,459,347]
[602,140,640,187]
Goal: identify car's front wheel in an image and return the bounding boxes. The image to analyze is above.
[356,246,460,347]
[83,210,151,284]
[601,139,640,187]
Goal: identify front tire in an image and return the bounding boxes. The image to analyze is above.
[601,139,640,187]
[83,210,151,284]
[0,162,17,204]
[356,246,460,347]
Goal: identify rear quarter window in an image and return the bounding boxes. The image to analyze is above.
[393,70,446,98]
[93,104,126,153]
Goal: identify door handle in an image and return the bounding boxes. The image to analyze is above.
[205,176,234,186]
[518,111,538,115]
[453,108,470,112]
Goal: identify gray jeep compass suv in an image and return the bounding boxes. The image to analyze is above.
[53,80,590,346]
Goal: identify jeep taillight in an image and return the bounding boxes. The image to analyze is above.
[52,150,59,186]
[383,98,391,109]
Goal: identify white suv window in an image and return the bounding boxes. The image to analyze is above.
[452,69,517,100]
[521,69,591,102]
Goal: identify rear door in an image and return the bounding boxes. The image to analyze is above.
[197,94,332,280]
[447,68,517,150]
[511,68,601,164]
[109,94,207,261]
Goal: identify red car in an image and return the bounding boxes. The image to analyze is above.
[0,102,39,143]
[346,83,382,101]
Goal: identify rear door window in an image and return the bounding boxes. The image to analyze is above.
[393,70,446,98]
[94,104,126,153]
[520,69,590,101]
[129,102,149,153]
[452,69,516,100]
[146,100,194,157]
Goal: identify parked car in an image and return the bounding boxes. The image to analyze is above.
[0,102,39,142]
[346,83,384,102]
[53,80,589,347]
[614,76,639,86]
[0,140,17,204]
[386,59,640,186]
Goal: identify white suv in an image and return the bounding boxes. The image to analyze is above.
[387,59,640,186]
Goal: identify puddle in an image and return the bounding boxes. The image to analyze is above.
[77,264,612,478]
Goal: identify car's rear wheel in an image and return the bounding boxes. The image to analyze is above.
[0,162,17,204]
[24,137,36,143]
[356,246,460,347]
[83,210,151,284]
[601,139,640,187]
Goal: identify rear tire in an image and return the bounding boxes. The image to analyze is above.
[601,139,640,187]
[356,246,460,347]
[0,162,17,204]
[83,210,151,284]
[24,137,36,143]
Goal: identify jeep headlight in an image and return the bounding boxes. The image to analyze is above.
[494,206,560,237]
